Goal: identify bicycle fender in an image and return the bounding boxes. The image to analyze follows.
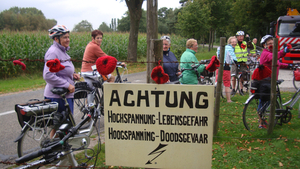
[14,120,33,142]
[244,94,256,104]
[14,132,25,142]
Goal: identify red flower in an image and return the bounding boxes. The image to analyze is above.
[96,56,117,76]
[252,65,272,80]
[151,60,169,84]
[240,43,246,49]
[205,55,220,72]
[13,59,26,70]
[46,58,65,73]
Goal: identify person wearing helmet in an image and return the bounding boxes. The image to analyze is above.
[231,30,252,96]
[161,35,181,82]
[260,35,289,79]
[43,25,80,137]
[255,35,290,129]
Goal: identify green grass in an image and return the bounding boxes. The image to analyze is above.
[71,92,300,168]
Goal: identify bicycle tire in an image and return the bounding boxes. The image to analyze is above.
[202,77,213,85]
[243,96,279,132]
[239,73,251,95]
[293,77,300,90]
[231,76,239,96]
[221,82,233,100]
[17,116,54,157]
[74,88,101,129]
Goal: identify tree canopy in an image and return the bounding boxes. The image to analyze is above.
[0,7,56,31]
[72,20,93,32]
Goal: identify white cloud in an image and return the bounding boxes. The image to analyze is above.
[0,0,181,30]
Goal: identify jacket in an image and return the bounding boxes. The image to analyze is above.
[224,44,238,66]
[163,50,179,82]
[179,48,205,84]
[43,41,75,98]
[260,48,288,79]
[81,40,107,72]
[235,41,248,62]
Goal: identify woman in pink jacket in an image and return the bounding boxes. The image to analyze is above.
[259,35,289,79]
[257,35,290,128]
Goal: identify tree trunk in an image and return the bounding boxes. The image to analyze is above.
[209,31,211,51]
[125,0,144,62]
[212,30,214,49]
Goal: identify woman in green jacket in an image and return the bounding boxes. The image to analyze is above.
[180,38,206,84]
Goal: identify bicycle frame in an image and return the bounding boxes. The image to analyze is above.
[15,88,100,168]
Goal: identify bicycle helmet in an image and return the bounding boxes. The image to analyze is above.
[236,31,245,36]
[161,35,171,44]
[48,25,70,39]
[260,35,273,45]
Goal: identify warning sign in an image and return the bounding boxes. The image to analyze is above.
[104,83,214,169]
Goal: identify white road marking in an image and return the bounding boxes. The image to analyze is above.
[0,110,15,116]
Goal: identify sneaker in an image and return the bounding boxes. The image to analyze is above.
[258,125,267,129]
[240,89,244,95]
[231,89,236,95]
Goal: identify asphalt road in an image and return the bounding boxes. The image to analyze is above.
[0,71,147,168]
[0,69,295,167]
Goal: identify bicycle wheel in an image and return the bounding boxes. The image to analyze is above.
[202,77,213,85]
[240,73,251,95]
[231,76,239,96]
[243,96,279,132]
[293,77,300,90]
[17,116,54,157]
[73,88,101,128]
[221,82,233,100]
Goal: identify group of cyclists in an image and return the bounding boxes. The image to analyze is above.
[44,24,293,132]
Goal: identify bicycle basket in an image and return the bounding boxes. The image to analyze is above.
[15,99,58,128]
[75,81,89,89]
[294,69,300,81]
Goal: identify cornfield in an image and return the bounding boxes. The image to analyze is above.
[0,31,186,79]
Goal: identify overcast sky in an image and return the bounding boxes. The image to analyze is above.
[0,0,181,30]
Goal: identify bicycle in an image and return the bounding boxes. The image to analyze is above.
[14,87,100,168]
[292,64,300,90]
[242,79,298,132]
[179,61,215,85]
[74,62,127,122]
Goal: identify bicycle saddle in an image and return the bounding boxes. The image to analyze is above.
[277,79,284,85]
[51,87,69,95]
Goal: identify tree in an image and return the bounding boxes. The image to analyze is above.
[0,7,56,31]
[98,22,112,32]
[124,0,144,62]
[176,0,210,42]
[72,20,93,32]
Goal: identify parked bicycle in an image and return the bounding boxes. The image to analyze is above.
[242,79,298,132]
[178,60,215,85]
[14,87,101,168]
[74,62,127,122]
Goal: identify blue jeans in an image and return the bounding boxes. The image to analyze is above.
[257,99,270,113]
[45,97,74,114]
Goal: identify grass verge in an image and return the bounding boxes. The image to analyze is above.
[72,92,300,168]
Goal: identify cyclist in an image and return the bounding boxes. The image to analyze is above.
[43,25,80,137]
[161,35,181,82]
[260,35,289,79]
[231,31,252,95]
[81,30,125,89]
[180,38,206,84]
[256,35,290,128]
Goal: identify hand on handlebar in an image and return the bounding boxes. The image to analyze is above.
[68,84,75,93]
[73,73,80,80]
